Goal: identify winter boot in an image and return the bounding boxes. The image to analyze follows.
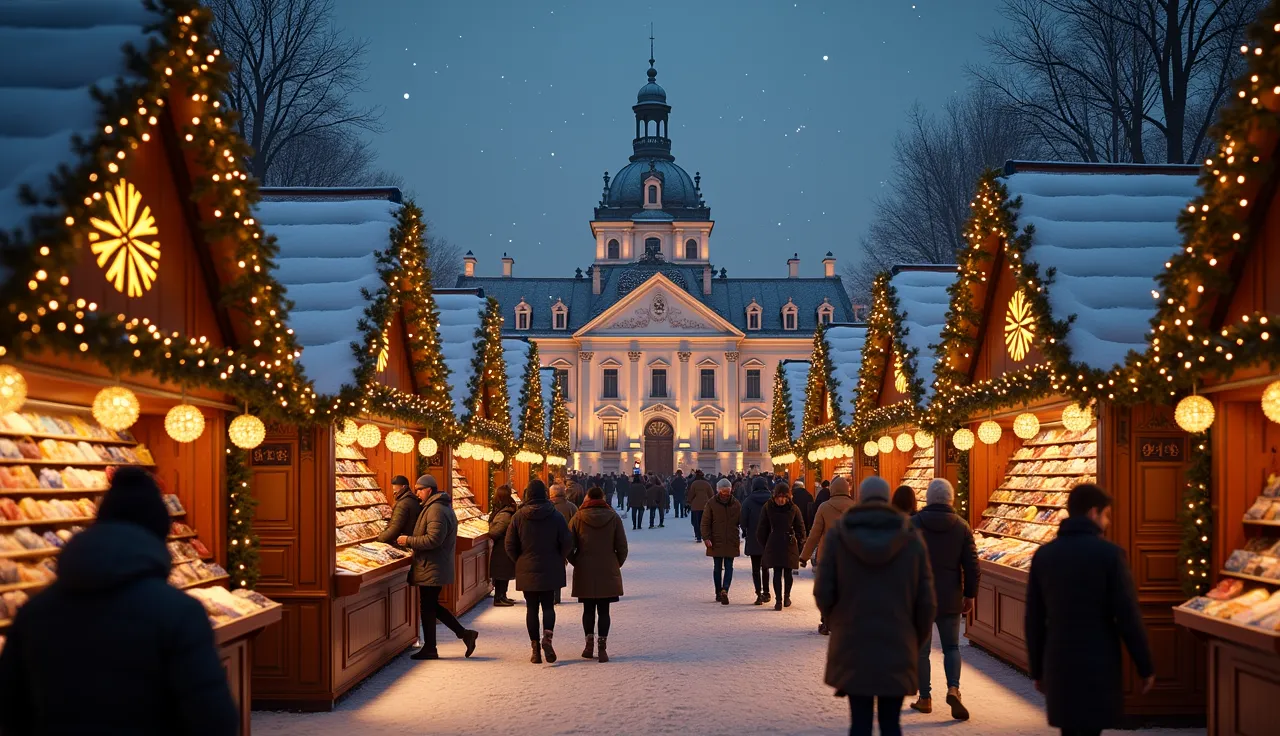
[597,636,609,663]
[946,688,970,720]
[461,629,478,658]
[818,622,830,636]
[762,591,772,603]
[719,590,729,605]
[530,641,542,664]
[410,647,439,661]
[774,598,783,611]
[753,592,765,606]
[582,634,595,659]
[910,697,932,714]
[541,629,558,663]
[784,596,792,608]
[493,596,514,608]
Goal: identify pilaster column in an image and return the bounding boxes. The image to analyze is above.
[726,351,741,448]
[628,351,642,442]
[579,352,594,446]
[677,351,691,444]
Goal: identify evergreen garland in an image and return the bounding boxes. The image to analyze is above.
[516,342,546,453]
[802,325,842,431]
[225,445,258,589]
[1181,432,1214,595]
[460,298,515,449]
[954,447,971,517]
[851,272,929,442]
[769,362,796,457]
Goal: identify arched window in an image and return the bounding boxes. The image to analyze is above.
[684,238,698,260]
[607,239,620,259]
[647,185,657,204]
[644,237,662,259]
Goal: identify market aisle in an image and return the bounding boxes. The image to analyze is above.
[253,515,1201,736]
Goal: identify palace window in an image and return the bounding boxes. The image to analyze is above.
[602,368,619,399]
[699,369,715,399]
[607,238,620,259]
[817,298,835,325]
[651,368,668,398]
[551,299,569,330]
[604,423,618,451]
[700,422,716,451]
[648,185,658,204]
[514,299,531,330]
[554,368,570,400]
[782,299,799,331]
[746,299,762,331]
[746,369,761,400]
[644,237,662,259]
[747,424,761,453]
[684,238,698,260]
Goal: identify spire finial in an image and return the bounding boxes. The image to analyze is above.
[647,24,656,82]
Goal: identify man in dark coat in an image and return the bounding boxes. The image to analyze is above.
[1026,484,1154,735]
[701,478,742,604]
[400,474,479,660]
[505,480,573,663]
[626,476,648,530]
[816,475,936,736]
[669,470,688,518]
[909,478,979,719]
[814,478,832,510]
[0,468,238,736]
[741,476,773,605]
[792,479,815,535]
[377,474,421,544]
[487,485,519,607]
[645,475,667,528]
[686,469,714,542]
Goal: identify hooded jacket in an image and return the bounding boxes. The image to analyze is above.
[757,498,807,570]
[505,497,572,592]
[487,501,518,580]
[551,495,578,525]
[815,502,936,697]
[626,478,648,509]
[406,491,457,586]
[701,492,742,557]
[792,483,815,531]
[645,480,668,509]
[911,503,979,615]
[800,484,857,562]
[0,522,239,736]
[686,477,714,511]
[568,500,628,599]
[740,479,773,557]
[376,485,422,544]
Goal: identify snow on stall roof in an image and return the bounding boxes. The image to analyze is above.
[1004,165,1199,371]
[256,198,399,396]
[889,267,956,399]
[502,339,532,434]
[436,292,486,420]
[782,360,810,442]
[824,325,866,420]
[0,1,158,245]
[540,367,555,438]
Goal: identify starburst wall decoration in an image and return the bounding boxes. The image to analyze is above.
[1004,289,1034,362]
[88,179,161,297]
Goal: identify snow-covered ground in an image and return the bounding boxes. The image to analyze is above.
[253,514,1205,736]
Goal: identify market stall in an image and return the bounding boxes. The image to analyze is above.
[768,360,809,480]
[794,325,865,484]
[926,161,1203,718]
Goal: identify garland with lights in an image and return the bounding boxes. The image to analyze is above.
[1181,431,1214,595]
[954,447,970,516]
[802,325,842,432]
[547,374,571,459]
[849,272,929,442]
[515,342,546,456]
[769,362,797,458]
[225,445,259,588]
[457,297,514,450]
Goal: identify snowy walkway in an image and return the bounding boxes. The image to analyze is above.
[253,514,1204,736]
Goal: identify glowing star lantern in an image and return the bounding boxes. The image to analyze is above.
[164,403,205,443]
[0,365,27,414]
[913,430,934,449]
[88,179,161,297]
[863,440,879,457]
[356,423,381,449]
[952,428,975,452]
[878,435,894,454]
[228,413,266,450]
[896,432,914,453]
[418,437,439,457]
[1174,395,1215,434]
[1013,413,1040,440]
[376,341,390,373]
[1263,382,1280,425]
[977,420,1002,445]
[1062,403,1093,433]
[92,386,140,431]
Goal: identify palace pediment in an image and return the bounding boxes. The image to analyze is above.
[575,273,743,338]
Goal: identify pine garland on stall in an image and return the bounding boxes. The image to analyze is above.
[1181,432,1214,595]
[803,325,842,431]
[769,362,796,457]
[516,343,546,455]
[460,298,515,450]
[851,272,928,442]
[954,447,971,517]
[226,445,259,589]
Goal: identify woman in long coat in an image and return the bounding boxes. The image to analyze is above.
[487,484,518,607]
[757,482,807,610]
[567,487,628,662]
[505,479,572,664]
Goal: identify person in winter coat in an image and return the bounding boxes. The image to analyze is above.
[909,478,979,718]
[487,484,519,607]
[892,485,918,516]
[399,474,479,660]
[645,475,668,528]
[377,474,422,545]
[1026,484,1154,735]
[792,479,815,536]
[814,479,832,510]
[669,470,688,518]
[0,467,238,736]
[567,479,586,507]
[757,482,807,610]
[816,475,936,736]
[701,478,742,605]
[505,479,573,664]
[741,476,774,605]
[800,475,858,635]
[686,469,715,542]
[568,487,628,662]
[550,483,578,524]
[626,475,648,530]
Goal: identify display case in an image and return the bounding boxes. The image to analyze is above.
[900,444,936,506]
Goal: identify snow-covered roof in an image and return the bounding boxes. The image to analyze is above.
[256,198,399,396]
[540,367,555,438]
[436,292,486,419]
[889,268,955,399]
[825,325,866,421]
[501,338,532,434]
[0,0,158,251]
[782,360,810,442]
[1003,164,1199,370]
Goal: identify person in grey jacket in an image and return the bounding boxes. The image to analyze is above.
[376,475,420,545]
[397,474,478,661]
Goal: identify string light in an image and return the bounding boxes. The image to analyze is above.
[1174,394,1215,433]
[164,402,205,443]
[1062,403,1093,432]
[92,386,140,431]
[0,365,27,414]
[419,436,439,457]
[1012,412,1040,440]
[913,430,934,449]
[877,435,894,454]
[356,423,381,448]
[1262,381,1280,424]
[895,432,914,452]
[863,440,879,457]
[952,428,975,451]
[977,420,1002,445]
[228,411,265,450]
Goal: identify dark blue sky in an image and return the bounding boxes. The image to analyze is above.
[331,0,1008,279]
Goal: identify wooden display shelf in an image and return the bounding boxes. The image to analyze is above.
[0,459,153,468]
[334,471,376,478]
[1219,570,1280,586]
[0,515,94,529]
[1022,437,1097,448]
[982,513,1061,526]
[977,528,1054,545]
[0,429,137,445]
[0,579,51,594]
[1243,518,1280,527]
[168,531,198,540]
[0,487,106,496]
[175,574,230,591]
[1174,606,1280,655]
[336,533,381,548]
[335,500,391,510]
[211,603,283,648]
[987,498,1067,509]
[976,556,1032,580]
[333,555,412,597]
[0,546,59,561]
[1004,470,1097,477]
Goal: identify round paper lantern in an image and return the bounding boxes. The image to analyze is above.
[164,403,205,443]
[1062,403,1093,433]
[1175,395,1215,434]
[952,428,975,451]
[0,365,27,414]
[1263,381,1280,424]
[228,413,266,450]
[896,432,915,453]
[419,437,438,457]
[493,450,505,463]
[92,386,140,431]
[914,430,934,449]
[878,435,894,454]
[806,450,818,462]
[356,423,381,448]
[334,425,356,446]
[455,442,470,459]
[1012,412,1040,440]
[387,431,414,454]
[977,420,1002,445]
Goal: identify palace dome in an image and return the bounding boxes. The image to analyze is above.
[604,159,699,210]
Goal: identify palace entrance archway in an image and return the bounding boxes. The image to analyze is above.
[643,419,674,477]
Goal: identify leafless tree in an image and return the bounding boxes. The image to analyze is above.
[268,130,404,189]
[208,0,383,184]
[425,226,463,288]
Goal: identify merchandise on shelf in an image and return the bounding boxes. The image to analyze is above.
[331,446,400,572]
[1181,586,1280,630]
[1244,474,1280,521]
[450,468,488,538]
[336,541,409,573]
[187,586,280,627]
[901,444,935,505]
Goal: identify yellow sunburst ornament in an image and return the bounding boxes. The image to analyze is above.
[376,338,389,373]
[893,354,908,393]
[88,179,161,297]
[1004,289,1034,362]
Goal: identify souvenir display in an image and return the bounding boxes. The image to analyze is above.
[900,444,934,505]
[333,447,397,568]
[452,467,489,539]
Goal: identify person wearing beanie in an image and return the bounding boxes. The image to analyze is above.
[685,469,714,543]
[505,479,572,664]
[741,476,774,605]
[757,482,807,610]
[0,467,239,735]
[800,475,857,635]
[377,474,422,546]
[397,474,479,661]
[669,469,688,518]
[792,479,815,539]
[702,478,742,604]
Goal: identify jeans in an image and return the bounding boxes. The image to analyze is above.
[524,590,556,641]
[713,556,734,592]
[772,566,793,601]
[691,510,704,540]
[848,695,903,736]
[750,555,770,595]
[630,506,644,529]
[648,507,665,526]
[582,599,612,637]
[418,585,466,653]
[918,613,963,699]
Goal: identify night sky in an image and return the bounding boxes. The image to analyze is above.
[331,0,1008,280]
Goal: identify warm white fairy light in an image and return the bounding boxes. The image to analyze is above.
[0,366,27,414]
[164,403,205,443]
[1012,413,1040,440]
[952,428,975,451]
[1174,395,1215,434]
[92,386,140,431]
[977,420,1002,445]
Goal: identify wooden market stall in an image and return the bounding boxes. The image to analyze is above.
[504,338,544,493]
[0,4,290,731]
[768,360,810,480]
[928,161,1204,719]
[849,266,956,506]
[796,324,865,485]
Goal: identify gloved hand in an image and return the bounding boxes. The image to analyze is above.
[799,559,807,568]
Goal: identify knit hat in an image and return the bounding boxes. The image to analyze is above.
[391,475,410,488]
[752,476,770,492]
[415,474,438,489]
[525,478,549,502]
[97,466,170,541]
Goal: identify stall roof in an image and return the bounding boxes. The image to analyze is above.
[888,266,956,399]
[782,359,811,442]
[502,338,533,435]
[436,290,487,420]
[540,366,555,439]
[1002,161,1199,371]
[825,324,866,420]
[256,193,400,396]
